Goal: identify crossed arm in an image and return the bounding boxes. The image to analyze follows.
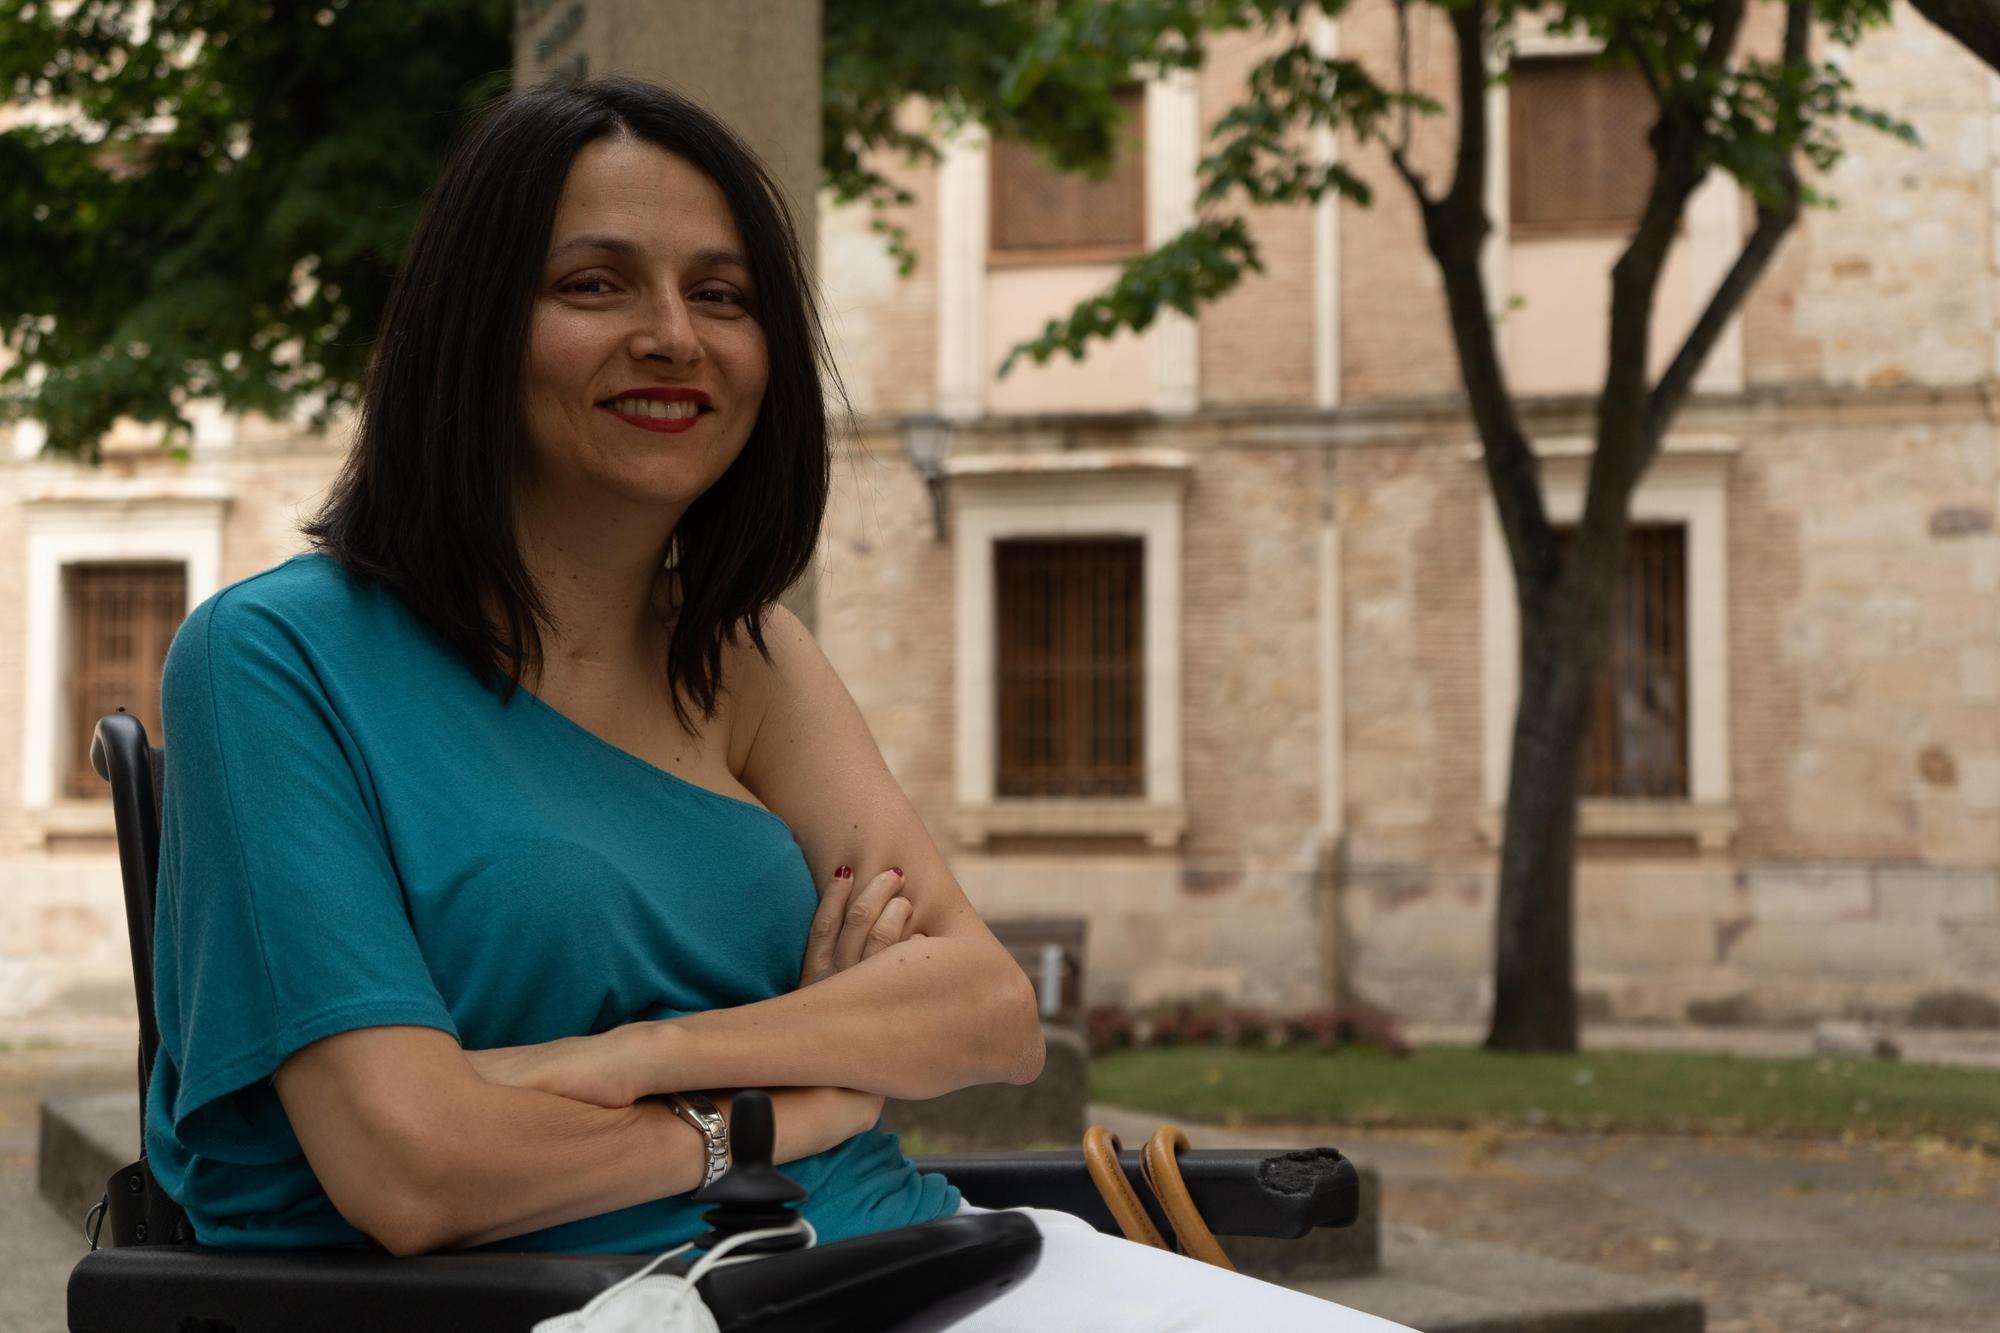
[272,607,1044,1254]
[464,604,1047,1103]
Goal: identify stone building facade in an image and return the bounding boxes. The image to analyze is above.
[812,1,2000,1026]
[3,2,1996,1027]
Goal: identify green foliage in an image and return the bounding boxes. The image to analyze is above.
[0,0,1919,452]
[995,218,1260,376]
[0,0,513,456]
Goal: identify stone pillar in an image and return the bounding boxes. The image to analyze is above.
[513,1,820,244]
[514,0,824,629]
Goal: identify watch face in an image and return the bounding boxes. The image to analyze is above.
[676,1097,725,1137]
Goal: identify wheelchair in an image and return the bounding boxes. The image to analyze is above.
[68,710,1361,1331]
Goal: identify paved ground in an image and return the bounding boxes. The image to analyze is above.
[0,1027,135,1333]
[1094,1106,2000,1333]
[1375,1127,1999,1333]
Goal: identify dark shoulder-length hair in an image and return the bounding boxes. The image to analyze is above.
[306,76,835,731]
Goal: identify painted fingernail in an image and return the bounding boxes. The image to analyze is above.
[888,867,904,878]
[835,865,852,879]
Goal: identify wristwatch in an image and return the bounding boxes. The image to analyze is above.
[667,1092,731,1188]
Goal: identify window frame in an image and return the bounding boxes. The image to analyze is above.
[1481,21,1749,397]
[993,535,1147,799]
[1476,439,1736,849]
[21,484,227,825]
[935,72,1200,419]
[61,561,190,798]
[1555,523,1692,801]
[951,452,1189,848]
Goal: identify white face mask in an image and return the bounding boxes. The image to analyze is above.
[531,1218,815,1333]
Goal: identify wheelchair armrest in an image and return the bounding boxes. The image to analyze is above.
[914,1147,1358,1241]
[68,1212,1039,1333]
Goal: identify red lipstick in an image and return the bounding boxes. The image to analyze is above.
[596,386,713,435]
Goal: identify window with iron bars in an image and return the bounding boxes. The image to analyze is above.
[994,537,1144,798]
[64,562,187,797]
[1558,526,1690,799]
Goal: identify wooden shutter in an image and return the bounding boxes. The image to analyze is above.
[989,85,1146,263]
[995,538,1144,797]
[1509,57,1655,234]
[65,563,187,797]
[1572,526,1689,799]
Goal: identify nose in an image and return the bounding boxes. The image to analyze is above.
[629,290,702,366]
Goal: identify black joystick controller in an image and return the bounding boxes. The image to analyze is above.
[691,1089,810,1254]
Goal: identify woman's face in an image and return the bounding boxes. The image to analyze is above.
[521,137,769,525]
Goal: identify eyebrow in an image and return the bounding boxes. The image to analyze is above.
[546,233,751,271]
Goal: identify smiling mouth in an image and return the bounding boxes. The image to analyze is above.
[597,396,711,433]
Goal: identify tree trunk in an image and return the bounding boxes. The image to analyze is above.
[1486,573,1616,1052]
[1387,0,1804,1054]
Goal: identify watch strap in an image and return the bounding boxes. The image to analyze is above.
[669,1092,731,1188]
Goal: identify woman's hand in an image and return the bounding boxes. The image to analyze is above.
[799,866,922,988]
[464,1028,643,1109]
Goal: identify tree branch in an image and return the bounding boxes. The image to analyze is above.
[1909,0,2000,77]
[1577,0,1752,541]
[1641,198,1798,444]
[1441,0,1487,219]
[1386,0,1434,204]
[1698,0,1749,75]
[1406,0,1553,590]
[1395,0,1418,159]
[1641,0,1809,460]
[1386,143,1434,208]
[1612,18,1666,104]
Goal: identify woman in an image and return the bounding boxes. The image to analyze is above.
[147,76,1408,1329]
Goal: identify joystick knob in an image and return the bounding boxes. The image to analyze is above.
[691,1090,810,1253]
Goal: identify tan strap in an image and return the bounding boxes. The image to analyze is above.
[1082,1125,1167,1249]
[1140,1126,1235,1271]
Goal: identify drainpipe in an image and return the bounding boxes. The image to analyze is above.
[1317,441,1349,1008]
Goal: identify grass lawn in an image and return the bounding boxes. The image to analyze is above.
[1091,1045,2000,1145]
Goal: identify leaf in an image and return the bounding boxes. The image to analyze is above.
[997,217,1261,376]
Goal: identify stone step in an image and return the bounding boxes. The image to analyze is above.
[38,1091,135,1236]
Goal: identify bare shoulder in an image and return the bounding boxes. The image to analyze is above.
[722,602,821,779]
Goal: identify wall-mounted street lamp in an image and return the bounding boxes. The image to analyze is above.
[898,413,953,543]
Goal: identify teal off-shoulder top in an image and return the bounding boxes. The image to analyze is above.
[145,553,957,1252]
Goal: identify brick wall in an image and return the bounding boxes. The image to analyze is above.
[816,428,958,839]
[1335,0,1473,403]
[819,99,941,421]
[1195,27,1321,408]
